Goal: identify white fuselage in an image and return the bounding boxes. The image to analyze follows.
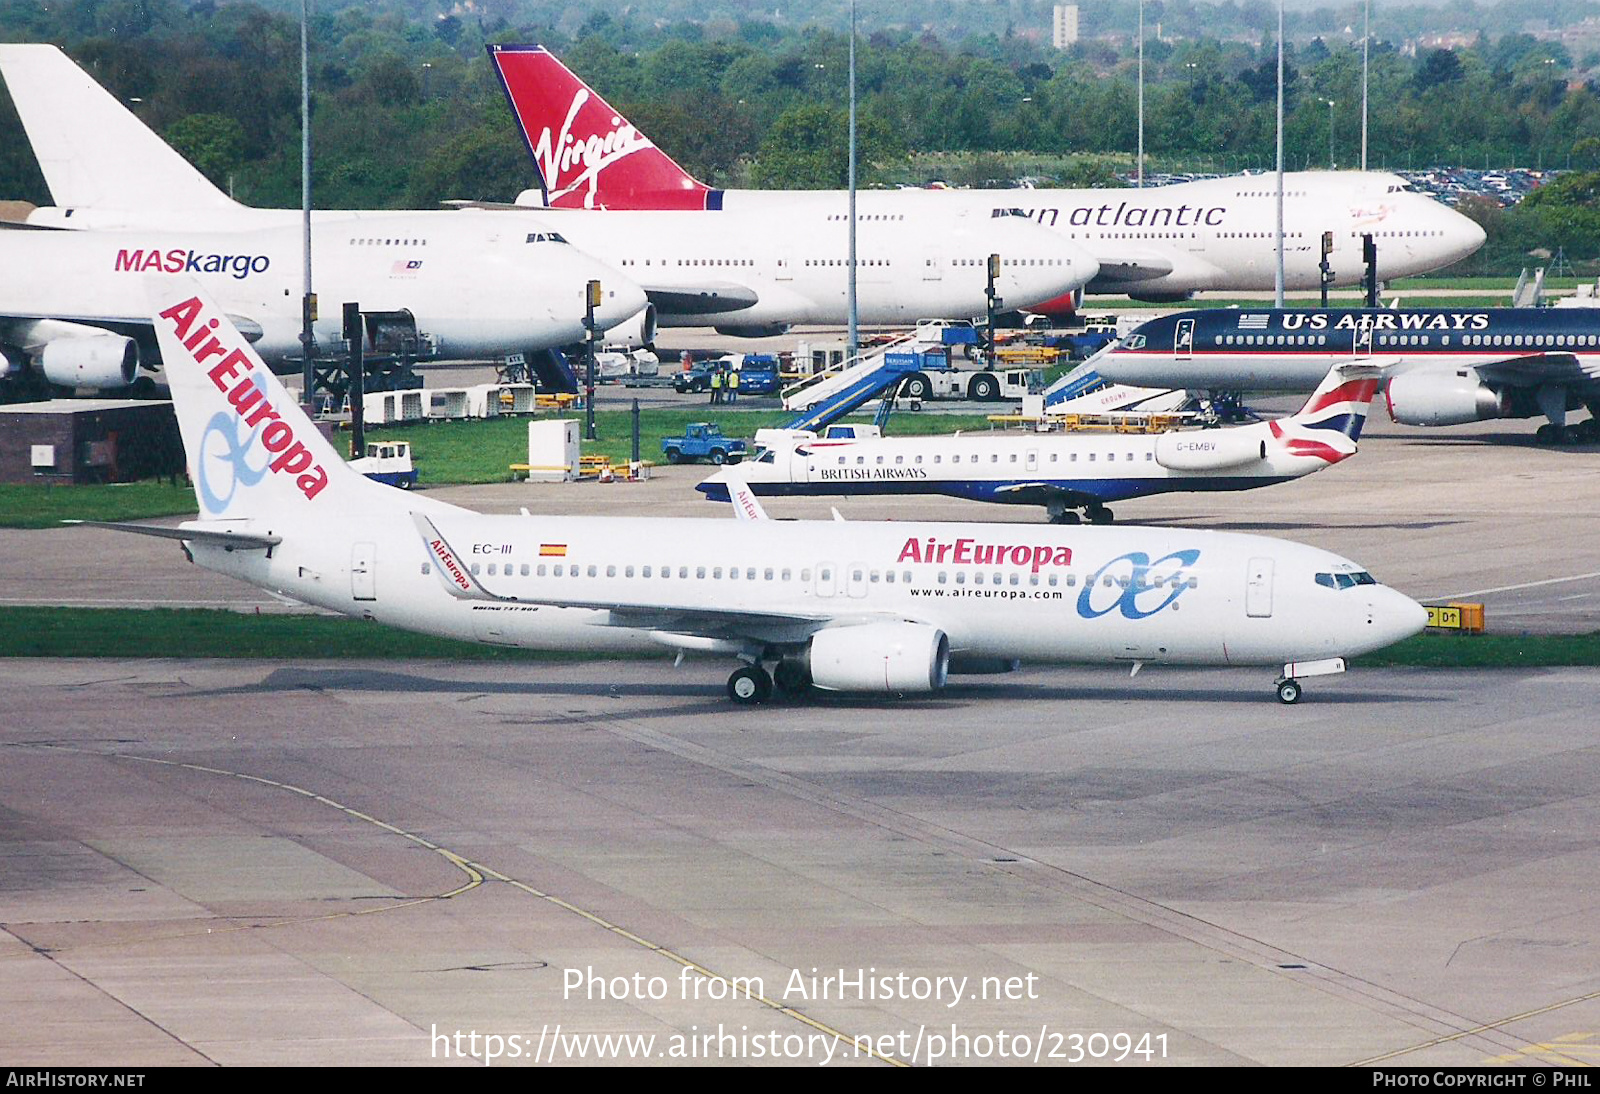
[25,198,1095,331]
[190,505,1424,670]
[704,424,1323,512]
[3,212,645,364]
[706,172,1485,297]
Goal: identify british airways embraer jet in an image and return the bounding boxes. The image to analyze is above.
[700,363,1379,525]
[87,280,1426,706]
[489,44,1486,307]
[1100,308,1600,444]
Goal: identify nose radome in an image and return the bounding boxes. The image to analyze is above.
[1382,588,1429,646]
[590,270,649,330]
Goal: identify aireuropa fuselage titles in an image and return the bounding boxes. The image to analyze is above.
[1104,308,1600,390]
[192,505,1416,670]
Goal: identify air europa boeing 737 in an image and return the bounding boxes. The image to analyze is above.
[1100,307,1600,444]
[88,280,1426,706]
[488,44,1484,306]
[699,362,1380,524]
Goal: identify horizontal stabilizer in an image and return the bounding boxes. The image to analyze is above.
[64,520,282,550]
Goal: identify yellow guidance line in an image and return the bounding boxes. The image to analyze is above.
[20,744,907,1067]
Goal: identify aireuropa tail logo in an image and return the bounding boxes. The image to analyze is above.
[159,295,330,510]
[118,248,271,280]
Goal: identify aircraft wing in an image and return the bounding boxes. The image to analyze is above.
[414,514,896,646]
[1474,352,1600,387]
[641,283,760,315]
[1083,250,1176,283]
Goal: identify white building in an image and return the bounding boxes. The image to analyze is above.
[1053,4,1080,49]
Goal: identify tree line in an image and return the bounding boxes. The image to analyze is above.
[0,0,1596,272]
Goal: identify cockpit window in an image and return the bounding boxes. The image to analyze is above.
[526,231,569,244]
[1123,334,1146,350]
[1315,571,1377,590]
[1386,183,1414,193]
[990,208,1028,218]
[757,450,777,464]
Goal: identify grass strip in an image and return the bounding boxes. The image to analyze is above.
[3,607,1595,668]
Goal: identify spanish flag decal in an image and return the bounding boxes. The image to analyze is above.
[539,543,567,557]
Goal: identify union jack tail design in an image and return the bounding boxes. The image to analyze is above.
[488,44,715,211]
[1288,364,1383,441]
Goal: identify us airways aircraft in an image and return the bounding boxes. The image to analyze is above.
[100,280,1425,705]
[489,44,1485,306]
[0,44,1093,339]
[0,216,645,391]
[699,363,1379,524]
[1099,308,1600,444]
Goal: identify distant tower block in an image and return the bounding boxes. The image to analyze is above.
[1053,4,1080,49]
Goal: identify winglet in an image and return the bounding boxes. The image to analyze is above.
[727,481,769,522]
[412,513,509,601]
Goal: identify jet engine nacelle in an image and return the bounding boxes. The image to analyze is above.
[39,333,139,389]
[714,323,789,339]
[1153,429,1267,471]
[805,621,950,694]
[1023,287,1083,319]
[1385,370,1505,426]
[603,303,657,349]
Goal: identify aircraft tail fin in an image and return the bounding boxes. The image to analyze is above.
[488,43,715,211]
[1287,362,1383,441]
[0,44,241,216]
[147,280,386,523]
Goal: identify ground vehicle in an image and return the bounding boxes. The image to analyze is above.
[673,365,717,394]
[891,353,1035,402]
[348,440,417,489]
[662,423,747,465]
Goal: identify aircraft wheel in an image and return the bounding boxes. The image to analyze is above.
[728,665,773,705]
[1276,679,1303,705]
[1535,424,1555,445]
[1087,506,1113,525]
[773,660,812,697]
[1049,509,1080,525]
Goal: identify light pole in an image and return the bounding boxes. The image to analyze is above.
[1360,0,1369,171]
[1325,98,1336,169]
[1274,0,1285,307]
[1136,0,1145,187]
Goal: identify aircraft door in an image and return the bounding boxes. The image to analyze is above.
[352,542,377,601]
[1175,318,1195,361]
[776,253,794,281]
[1245,557,1274,618]
[1353,316,1373,359]
[922,253,943,281]
[815,561,837,598]
[846,562,868,599]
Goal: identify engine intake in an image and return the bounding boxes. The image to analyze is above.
[39,334,139,389]
[806,621,950,694]
[603,303,657,348]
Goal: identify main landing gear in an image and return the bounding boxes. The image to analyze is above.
[1046,500,1114,526]
[727,665,773,704]
[727,659,813,704]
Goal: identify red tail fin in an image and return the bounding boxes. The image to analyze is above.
[489,44,715,210]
